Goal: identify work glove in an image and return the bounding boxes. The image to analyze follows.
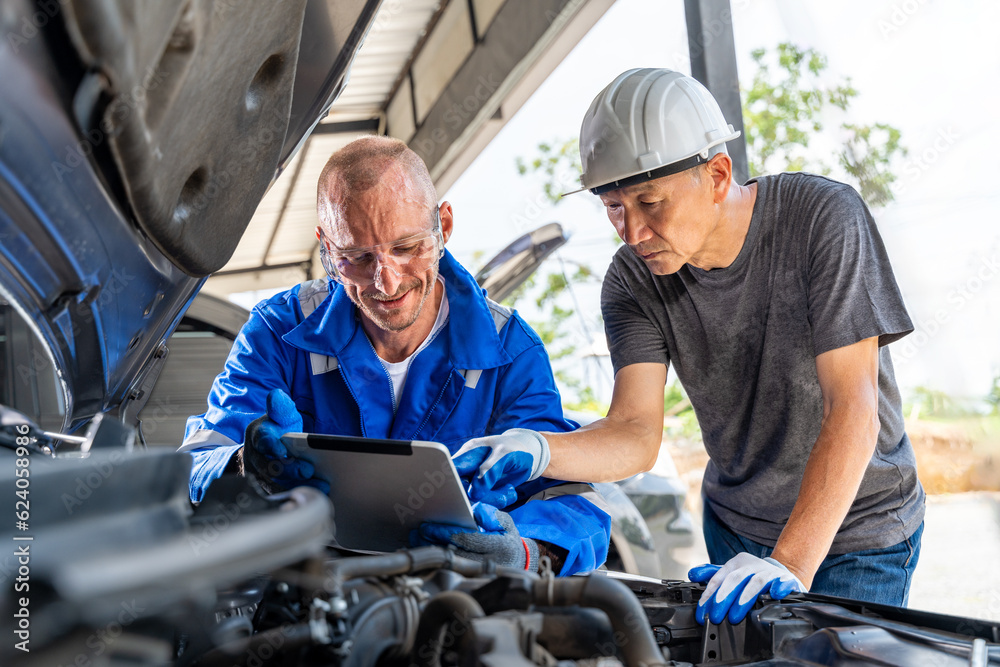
[412,502,539,571]
[242,389,329,495]
[688,553,805,625]
[451,429,550,508]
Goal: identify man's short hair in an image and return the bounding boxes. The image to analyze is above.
[317,136,437,226]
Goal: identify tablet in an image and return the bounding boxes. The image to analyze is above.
[281,433,478,552]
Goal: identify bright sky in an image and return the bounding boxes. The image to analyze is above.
[444,0,1000,404]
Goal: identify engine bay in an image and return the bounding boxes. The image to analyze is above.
[2,429,999,667]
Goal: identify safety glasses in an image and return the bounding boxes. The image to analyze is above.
[319,212,444,288]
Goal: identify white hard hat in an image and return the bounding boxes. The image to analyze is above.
[570,68,741,196]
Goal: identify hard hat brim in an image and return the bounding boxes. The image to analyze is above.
[563,153,708,197]
[559,184,590,197]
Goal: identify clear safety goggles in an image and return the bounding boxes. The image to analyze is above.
[319,213,444,288]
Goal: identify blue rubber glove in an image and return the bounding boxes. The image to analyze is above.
[412,502,539,570]
[242,389,329,494]
[451,429,550,508]
[688,553,805,625]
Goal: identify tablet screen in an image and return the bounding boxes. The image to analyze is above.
[282,433,477,552]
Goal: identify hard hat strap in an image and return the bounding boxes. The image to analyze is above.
[589,153,706,195]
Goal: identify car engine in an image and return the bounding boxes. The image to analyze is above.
[2,422,999,667]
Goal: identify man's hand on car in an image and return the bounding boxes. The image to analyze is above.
[452,428,550,507]
[688,553,805,625]
[241,388,330,495]
[412,502,539,571]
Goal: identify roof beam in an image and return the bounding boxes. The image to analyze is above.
[390,0,616,190]
[312,118,382,134]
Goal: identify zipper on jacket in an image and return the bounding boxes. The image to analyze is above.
[366,315,448,416]
[365,337,399,413]
[412,374,452,440]
[336,363,366,437]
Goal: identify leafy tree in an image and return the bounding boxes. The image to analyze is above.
[987,374,1000,415]
[664,379,701,441]
[512,142,607,408]
[500,255,603,408]
[515,140,582,202]
[743,42,905,207]
[904,386,973,420]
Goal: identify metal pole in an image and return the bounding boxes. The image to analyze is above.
[684,0,749,184]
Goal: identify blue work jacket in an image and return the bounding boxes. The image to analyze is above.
[181,250,609,575]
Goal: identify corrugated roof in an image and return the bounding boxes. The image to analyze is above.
[205,0,617,298]
[215,2,444,279]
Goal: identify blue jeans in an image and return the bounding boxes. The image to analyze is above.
[702,502,922,606]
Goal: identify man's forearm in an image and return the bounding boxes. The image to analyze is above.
[770,405,879,588]
[541,417,662,482]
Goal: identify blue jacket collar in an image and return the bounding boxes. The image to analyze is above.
[281,250,511,370]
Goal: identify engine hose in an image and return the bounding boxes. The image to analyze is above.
[535,575,668,667]
[326,547,491,594]
[412,591,486,667]
[194,623,313,667]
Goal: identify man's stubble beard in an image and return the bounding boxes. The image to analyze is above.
[352,265,439,333]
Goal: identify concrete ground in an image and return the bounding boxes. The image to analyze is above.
[679,491,1000,623]
[908,492,1000,622]
[665,432,1000,623]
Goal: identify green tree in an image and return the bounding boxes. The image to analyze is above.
[511,141,607,409]
[515,140,582,203]
[664,379,701,441]
[503,254,603,410]
[987,374,1000,415]
[905,386,971,420]
[743,42,905,206]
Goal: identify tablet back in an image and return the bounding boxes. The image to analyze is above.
[282,433,477,552]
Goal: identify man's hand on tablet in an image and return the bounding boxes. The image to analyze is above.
[412,502,539,571]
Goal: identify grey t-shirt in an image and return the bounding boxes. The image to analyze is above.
[601,172,924,554]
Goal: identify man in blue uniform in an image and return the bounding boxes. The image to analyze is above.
[179,136,610,575]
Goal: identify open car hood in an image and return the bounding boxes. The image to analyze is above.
[0,0,380,429]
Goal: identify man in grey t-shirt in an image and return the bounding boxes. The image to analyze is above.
[453,68,924,624]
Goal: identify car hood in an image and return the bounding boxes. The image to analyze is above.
[0,0,380,430]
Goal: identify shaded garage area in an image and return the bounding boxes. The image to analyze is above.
[202,0,619,298]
